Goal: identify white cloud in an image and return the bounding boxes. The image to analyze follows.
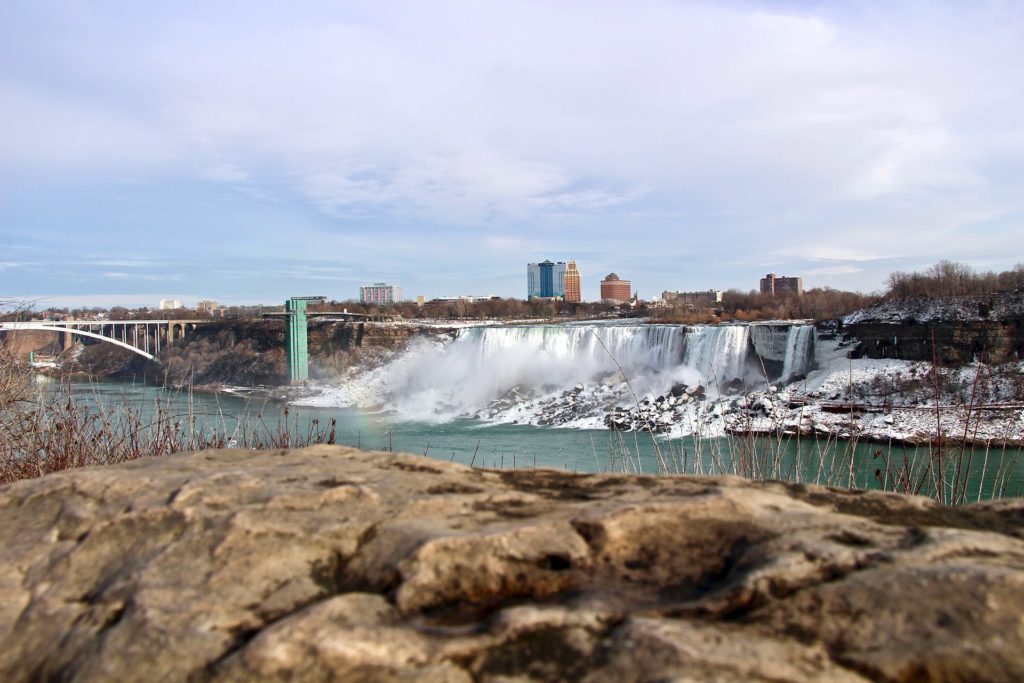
[90,258,159,267]
[2,0,1023,294]
[777,246,884,262]
[803,265,863,276]
[102,272,184,282]
[0,82,174,170]
[482,236,527,253]
[24,294,199,309]
[197,162,248,184]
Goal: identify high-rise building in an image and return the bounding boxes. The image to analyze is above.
[158,299,182,310]
[564,260,582,303]
[526,260,567,299]
[196,299,219,313]
[759,273,803,297]
[360,283,402,304]
[600,273,632,304]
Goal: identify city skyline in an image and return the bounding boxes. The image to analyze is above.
[2,1,1023,308]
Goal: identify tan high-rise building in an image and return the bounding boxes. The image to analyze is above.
[564,260,582,303]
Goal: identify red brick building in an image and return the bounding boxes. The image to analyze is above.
[759,273,803,297]
[600,273,632,304]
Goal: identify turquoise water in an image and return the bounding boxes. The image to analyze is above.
[67,379,1023,501]
[70,380,643,472]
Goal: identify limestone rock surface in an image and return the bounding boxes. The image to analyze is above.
[1,446,1023,682]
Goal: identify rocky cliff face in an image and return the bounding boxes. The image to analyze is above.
[310,321,441,353]
[0,328,63,358]
[842,293,1024,364]
[845,319,1021,364]
[65,320,449,385]
[1,447,1023,682]
[309,322,453,378]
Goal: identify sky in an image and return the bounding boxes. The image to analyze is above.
[2,0,1023,309]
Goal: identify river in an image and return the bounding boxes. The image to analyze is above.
[69,377,1023,501]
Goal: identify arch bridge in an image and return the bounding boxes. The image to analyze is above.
[0,319,208,361]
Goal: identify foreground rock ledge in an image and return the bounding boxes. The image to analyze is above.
[2,447,1023,682]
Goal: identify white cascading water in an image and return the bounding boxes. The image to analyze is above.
[301,322,813,423]
[306,323,738,420]
[779,325,815,383]
[681,325,751,389]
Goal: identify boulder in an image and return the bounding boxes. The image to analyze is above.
[1,447,1023,682]
[723,378,745,395]
[601,372,625,387]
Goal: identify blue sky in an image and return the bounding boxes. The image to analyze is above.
[2,0,1022,308]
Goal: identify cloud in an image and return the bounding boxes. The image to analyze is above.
[89,258,160,268]
[1,0,1023,296]
[197,162,249,184]
[0,82,174,170]
[803,265,863,276]
[482,237,527,253]
[102,272,184,282]
[775,246,884,262]
[23,294,200,309]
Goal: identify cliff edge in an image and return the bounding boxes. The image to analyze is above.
[1,446,1023,682]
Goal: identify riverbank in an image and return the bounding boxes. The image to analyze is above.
[8,375,1017,500]
[29,317,1024,450]
[290,329,1024,448]
[687,353,1024,448]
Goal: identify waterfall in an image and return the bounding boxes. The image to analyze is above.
[682,325,751,388]
[779,325,815,383]
[463,324,689,373]
[306,322,756,421]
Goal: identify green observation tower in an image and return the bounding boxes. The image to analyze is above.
[284,296,325,384]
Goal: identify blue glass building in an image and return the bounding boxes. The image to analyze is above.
[527,260,567,299]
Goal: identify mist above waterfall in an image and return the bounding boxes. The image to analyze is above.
[303,322,816,424]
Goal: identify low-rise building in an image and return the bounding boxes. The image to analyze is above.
[662,289,723,309]
[434,295,497,304]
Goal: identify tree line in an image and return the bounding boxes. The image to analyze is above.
[312,298,625,321]
[886,261,1024,299]
[23,260,1024,326]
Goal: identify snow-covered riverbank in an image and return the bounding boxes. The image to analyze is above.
[290,322,1024,446]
